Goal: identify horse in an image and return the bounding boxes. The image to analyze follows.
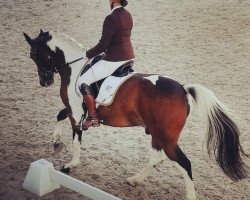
[23,30,248,200]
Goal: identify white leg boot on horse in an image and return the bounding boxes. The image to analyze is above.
[127,148,165,186]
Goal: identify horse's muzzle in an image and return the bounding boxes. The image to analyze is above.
[40,79,54,87]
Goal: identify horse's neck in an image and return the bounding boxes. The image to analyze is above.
[48,34,88,87]
[48,34,87,123]
[48,33,84,56]
[48,34,87,76]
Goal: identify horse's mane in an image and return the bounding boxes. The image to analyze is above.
[50,31,85,51]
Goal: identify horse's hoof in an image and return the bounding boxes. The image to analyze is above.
[61,165,70,174]
[53,141,64,153]
[126,176,141,187]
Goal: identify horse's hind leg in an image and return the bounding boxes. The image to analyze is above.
[164,144,196,200]
[126,137,165,186]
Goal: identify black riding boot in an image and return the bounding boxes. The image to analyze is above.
[80,84,100,129]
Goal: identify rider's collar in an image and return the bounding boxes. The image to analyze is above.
[112,6,122,12]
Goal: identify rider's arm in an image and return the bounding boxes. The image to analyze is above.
[86,15,115,59]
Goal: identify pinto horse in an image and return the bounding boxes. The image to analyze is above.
[24,30,247,200]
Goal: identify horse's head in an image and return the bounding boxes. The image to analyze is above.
[24,29,56,87]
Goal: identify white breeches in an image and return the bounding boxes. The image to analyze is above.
[77,60,129,86]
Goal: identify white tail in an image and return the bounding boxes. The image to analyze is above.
[184,84,248,181]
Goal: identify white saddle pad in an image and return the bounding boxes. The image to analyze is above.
[96,73,135,106]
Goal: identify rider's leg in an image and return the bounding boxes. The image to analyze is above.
[80,83,100,128]
[77,59,129,128]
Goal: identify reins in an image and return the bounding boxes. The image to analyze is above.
[55,57,84,73]
[66,57,84,66]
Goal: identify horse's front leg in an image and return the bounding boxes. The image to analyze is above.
[53,108,68,153]
[61,128,82,173]
[53,121,65,153]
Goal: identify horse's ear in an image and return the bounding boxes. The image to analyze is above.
[40,29,44,35]
[23,32,33,46]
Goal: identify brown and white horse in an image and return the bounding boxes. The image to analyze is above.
[24,30,248,200]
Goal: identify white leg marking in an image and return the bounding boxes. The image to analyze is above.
[64,137,81,168]
[127,149,165,186]
[175,163,196,200]
[53,121,63,143]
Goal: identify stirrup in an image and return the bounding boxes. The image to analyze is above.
[82,116,100,129]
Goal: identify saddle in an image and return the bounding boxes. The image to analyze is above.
[81,55,134,77]
[80,55,135,99]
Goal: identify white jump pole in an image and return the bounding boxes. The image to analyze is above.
[23,159,121,200]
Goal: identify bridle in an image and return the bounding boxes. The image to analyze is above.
[30,48,84,75]
[30,48,57,77]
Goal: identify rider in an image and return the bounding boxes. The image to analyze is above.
[78,0,135,129]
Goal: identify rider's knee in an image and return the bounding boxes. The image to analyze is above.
[80,83,92,95]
